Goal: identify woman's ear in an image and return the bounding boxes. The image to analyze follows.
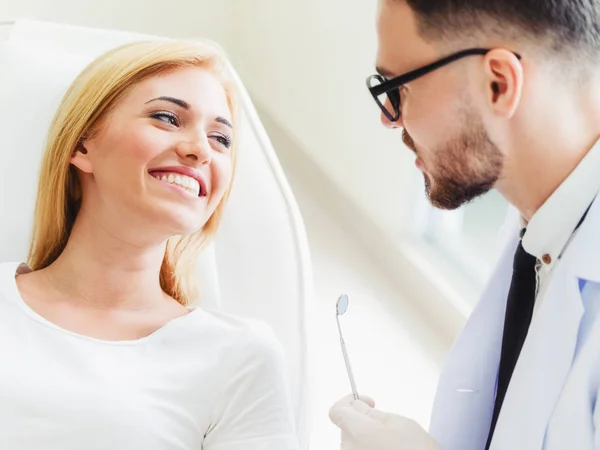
[70,140,94,174]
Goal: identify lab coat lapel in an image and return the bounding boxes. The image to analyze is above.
[489,261,584,450]
[429,234,517,450]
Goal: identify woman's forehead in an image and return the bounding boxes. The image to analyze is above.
[124,67,232,119]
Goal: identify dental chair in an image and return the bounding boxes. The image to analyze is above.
[0,19,312,449]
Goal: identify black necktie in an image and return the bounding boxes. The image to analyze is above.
[485,233,537,450]
[485,201,593,450]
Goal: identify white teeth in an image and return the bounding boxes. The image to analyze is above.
[153,172,201,197]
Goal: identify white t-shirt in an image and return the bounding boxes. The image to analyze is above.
[0,262,299,450]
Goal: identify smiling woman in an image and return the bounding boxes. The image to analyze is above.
[0,40,298,450]
[31,43,239,305]
[68,64,236,254]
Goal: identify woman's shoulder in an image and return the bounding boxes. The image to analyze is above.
[198,308,282,344]
[191,308,285,359]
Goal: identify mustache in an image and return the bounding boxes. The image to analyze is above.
[402,129,416,153]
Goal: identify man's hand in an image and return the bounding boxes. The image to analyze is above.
[329,395,441,450]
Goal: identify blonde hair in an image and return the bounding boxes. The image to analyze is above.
[28,40,239,306]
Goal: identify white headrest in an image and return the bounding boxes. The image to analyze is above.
[8,18,162,58]
[0,40,89,257]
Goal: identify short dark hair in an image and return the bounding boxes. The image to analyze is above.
[403,0,600,58]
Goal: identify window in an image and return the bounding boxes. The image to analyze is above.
[409,170,509,306]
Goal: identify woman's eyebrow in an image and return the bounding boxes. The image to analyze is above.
[146,96,232,129]
[145,96,190,109]
[215,117,233,129]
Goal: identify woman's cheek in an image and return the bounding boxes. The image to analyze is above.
[127,126,171,161]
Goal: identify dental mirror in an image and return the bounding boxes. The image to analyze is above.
[336,294,359,400]
[336,294,349,316]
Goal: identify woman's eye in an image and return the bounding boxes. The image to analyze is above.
[211,133,233,149]
[150,112,180,127]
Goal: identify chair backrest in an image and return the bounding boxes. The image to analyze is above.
[0,19,312,448]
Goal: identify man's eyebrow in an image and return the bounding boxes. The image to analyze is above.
[375,66,397,78]
[145,96,190,109]
[215,116,233,129]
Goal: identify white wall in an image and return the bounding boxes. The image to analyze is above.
[0,0,231,45]
[227,0,419,239]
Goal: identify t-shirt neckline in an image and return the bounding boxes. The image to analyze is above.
[0,262,203,346]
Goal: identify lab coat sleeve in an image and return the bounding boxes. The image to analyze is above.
[595,387,600,449]
[593,364,600,449]
[202,321,299,450]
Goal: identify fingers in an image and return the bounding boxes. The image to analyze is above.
[329,402,375,437]
[330,394,376,411]
[360,395,376,408]
[351,399,393,424]
[329,394,377,431]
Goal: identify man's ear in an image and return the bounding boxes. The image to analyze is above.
[70,140,94,174]
[482,49,523,119]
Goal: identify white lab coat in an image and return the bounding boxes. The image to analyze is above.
[429,197,600,450]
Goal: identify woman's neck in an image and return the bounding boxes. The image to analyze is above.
[40,211,172,311]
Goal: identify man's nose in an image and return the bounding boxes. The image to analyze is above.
[380,96,402,129]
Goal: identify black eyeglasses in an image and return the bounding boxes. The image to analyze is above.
[366,48,522,122]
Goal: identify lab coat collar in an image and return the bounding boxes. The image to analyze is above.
[564,193,600,283]
[522,139,600,267]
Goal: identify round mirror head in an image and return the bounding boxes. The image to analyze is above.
[336,294,349,316]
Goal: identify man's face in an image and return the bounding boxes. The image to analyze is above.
[375,0,504,210]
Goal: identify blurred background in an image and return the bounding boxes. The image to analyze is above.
[0,0,510,448]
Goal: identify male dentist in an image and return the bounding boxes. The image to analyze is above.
[329,0,600,449]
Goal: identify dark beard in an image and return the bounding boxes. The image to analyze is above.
[417,114,502,210]
[424,169,497,210]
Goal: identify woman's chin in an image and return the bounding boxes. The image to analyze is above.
[156,216,208,239]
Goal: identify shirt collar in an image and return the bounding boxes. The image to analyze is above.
[522,139,600,266]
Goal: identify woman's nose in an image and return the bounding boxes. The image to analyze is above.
[176,137,212,165]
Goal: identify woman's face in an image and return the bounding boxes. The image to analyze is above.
[72,66,234,240]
